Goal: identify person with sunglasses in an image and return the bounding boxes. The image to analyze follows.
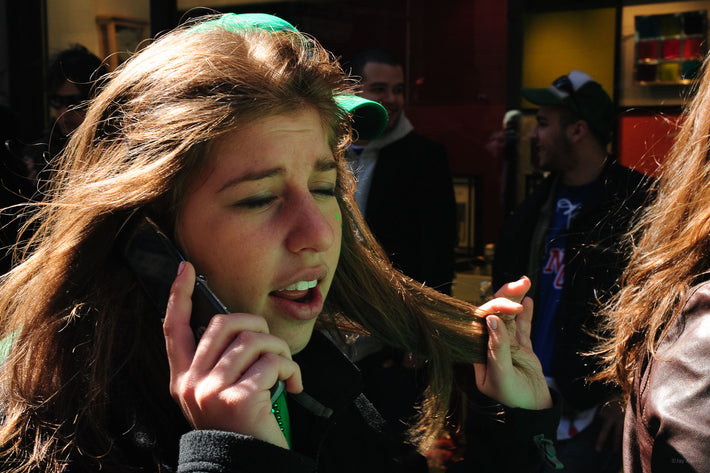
[492,70,653,473]
[0,46,109,277]
[46,44,109,139]
[14,45,109,193]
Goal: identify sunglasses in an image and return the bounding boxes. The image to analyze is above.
[48,93,84,109]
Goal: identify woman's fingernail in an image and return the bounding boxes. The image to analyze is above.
[487,316,498,331]
[177,261,186,275]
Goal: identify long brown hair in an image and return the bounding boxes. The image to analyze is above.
[595,53,710,397]
[0,14,488,472]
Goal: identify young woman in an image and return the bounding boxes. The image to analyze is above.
[0,13,558,473]
[596,53,710,472]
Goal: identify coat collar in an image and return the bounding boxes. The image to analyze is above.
[293,330,364,412]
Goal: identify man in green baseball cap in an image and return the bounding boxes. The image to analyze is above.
[492,70,653,473]
[338,47,458,451]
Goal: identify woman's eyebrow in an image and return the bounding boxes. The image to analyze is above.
[218,158,336,193]
[218,168,283,193]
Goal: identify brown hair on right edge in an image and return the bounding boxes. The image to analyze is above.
[594,53,710,397]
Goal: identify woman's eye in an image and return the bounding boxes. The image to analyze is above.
[312,187,336,198]
[235,196,276,209]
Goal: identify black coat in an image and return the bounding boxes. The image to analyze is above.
[177,332,560,473]
[364,131,457,295]
[492,160,652,410]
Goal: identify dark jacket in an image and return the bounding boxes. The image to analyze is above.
[57,331,558,472]
[364,131,457,295]
[178,332,560,472]
[624,281,710,473]
[493,160,651,410]
[178,332,427,473]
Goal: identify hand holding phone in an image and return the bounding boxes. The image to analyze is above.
[164,260,300,448]
[116,211,285,402]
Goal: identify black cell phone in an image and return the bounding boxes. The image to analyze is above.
[116,211,285,402]
[117,213,226,338]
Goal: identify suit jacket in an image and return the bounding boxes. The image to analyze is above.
[364,131,457,295]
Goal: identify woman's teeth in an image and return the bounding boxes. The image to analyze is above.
[280,280,317,291]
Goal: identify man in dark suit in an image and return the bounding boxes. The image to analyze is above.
[339,48,458,445]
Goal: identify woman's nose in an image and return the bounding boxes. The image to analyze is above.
[285,195,336,254]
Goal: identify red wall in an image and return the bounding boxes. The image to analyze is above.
[405,1,509,246]
[617,111,681,177]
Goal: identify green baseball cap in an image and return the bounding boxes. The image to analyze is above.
[192,13,388,141]
[334,94,387,141]
[522,70,614,144]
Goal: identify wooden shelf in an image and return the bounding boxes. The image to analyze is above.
[96,15,149,71]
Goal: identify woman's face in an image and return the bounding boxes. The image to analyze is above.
[176,107,342,354]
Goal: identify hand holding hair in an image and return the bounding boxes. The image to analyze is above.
[163,261,303,449]
[473,276,552,410]
[493,275,530,304]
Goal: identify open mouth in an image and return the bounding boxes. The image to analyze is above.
[270,280,318,304]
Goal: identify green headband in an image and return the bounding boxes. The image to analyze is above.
[193,12,298,33]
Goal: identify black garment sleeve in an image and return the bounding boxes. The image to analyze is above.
[178,430,317,473]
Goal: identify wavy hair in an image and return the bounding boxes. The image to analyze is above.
[595,53,710,397]
[0,14,488,472]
